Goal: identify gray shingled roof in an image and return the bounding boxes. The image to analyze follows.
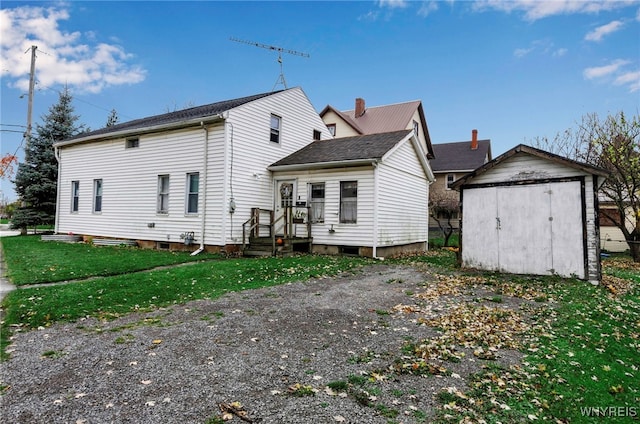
[63,90,283,142]
[270,130,412,168]
[429,140,492,172]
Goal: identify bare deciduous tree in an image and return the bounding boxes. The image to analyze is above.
[533,111,639,262]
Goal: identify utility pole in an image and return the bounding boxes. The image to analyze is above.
[25,45,37,148]
[230,38,309,90]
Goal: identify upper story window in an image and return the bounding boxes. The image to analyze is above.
[93,179,103,213]
[413,120,419,137]
[313,129,321,141]
[157,175,170,214]
[270,114,281,143]
[327,124,336,136]
[126,138,139,149]
[340,181,357,224]
[186,172,199,214]
[446,173,455,189]
[309,182,325,223]
[71,181,80,213]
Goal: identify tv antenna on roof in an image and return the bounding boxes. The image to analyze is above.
[230,37,310,91]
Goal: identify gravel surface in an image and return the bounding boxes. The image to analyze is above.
[1,263,526,424]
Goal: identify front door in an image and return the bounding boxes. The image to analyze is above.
[274,179,296,235]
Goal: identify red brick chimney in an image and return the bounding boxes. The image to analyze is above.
[471,129,478,150]
[355,98,365,117]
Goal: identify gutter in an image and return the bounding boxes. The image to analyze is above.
[54,115,224,148]
[268,158,378,172]
[54,146,61,234]
[372,161,379,259]
[191,122,210,256]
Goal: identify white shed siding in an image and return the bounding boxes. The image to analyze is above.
[377,141,429,246]
[272,167,376,246]
[222,88,332,244]
[470,154,586,184]
[57,126,223,243]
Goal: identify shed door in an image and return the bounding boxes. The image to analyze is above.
[462,181,584,278]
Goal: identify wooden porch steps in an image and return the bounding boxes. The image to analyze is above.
[242,236,312,257]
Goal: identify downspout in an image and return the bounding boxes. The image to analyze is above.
[191,122,209,256]
[54,146,61,234]
[372,161,379,259]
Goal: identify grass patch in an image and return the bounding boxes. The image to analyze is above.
[0,235,221,285]
[431,256,640,423]
[1,254,369,331]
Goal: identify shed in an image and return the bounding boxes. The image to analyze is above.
[451,144,609,284]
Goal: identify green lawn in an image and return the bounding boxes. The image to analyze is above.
[1,235,221,285]
[0,236,638,422]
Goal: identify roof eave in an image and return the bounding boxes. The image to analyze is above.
[268,158,378,172]
[54,115,225,148]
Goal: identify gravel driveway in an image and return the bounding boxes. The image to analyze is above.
[1,263,526,424]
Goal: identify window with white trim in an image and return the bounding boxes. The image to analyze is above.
[71,181,79,213]
[157,175,170,214]
[327,124,336,136]
[93,179,103,213]
[446,173,455,189]
[340,181,357,223]
[186,173,199,214]
[309,183,325,223]
[126,138,139,149]
[270,114,281,143]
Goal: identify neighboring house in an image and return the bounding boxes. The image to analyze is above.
[319,97,435,160]
[269,130,434,257]
[599,197,633,253]
[54,88,435,257]
[452,144,609,284]
[428,129,492,232]
[55,88,332,253]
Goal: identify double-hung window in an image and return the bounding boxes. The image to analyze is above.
[340,181,357,223]
[270,114,281,143]
[186,173,199,214]
[71,181,80,213]
[446,173,455,189]
[309,183,325,223]
[93,179,103,213]
[157,175,170,214]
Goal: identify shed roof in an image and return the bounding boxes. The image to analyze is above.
[451,144,610,189]
[269,130,413,169]
[430,140,492,172]
[56,90,284,146]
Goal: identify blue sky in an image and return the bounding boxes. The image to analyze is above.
[1,0,639,202]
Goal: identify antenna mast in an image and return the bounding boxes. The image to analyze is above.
[230,37,309,90]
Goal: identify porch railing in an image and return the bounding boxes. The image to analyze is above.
[242,206,312,255]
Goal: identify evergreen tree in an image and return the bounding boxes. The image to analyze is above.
[11,87,85,231]
[106,108,119,127]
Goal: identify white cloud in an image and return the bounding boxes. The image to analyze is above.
[378,0,409,9]
[585,20,624,41]
[614,70,640,92]
[583,59,630,79]
[584,59,639,92]
[0,5,146,94]
[474,0,637,21]
[514,39,566,58]
[418,1,439,17]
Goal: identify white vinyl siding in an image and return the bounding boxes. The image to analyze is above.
[376,139,429,246]
[56,87,331,247]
